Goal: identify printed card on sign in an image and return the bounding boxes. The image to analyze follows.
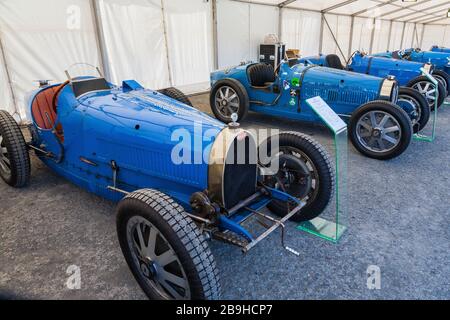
[306,96,347,134]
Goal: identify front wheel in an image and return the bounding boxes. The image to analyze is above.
[407,76,446,110]
[432,70,450,96]
[210,78,249,123]
[397,87,430,133]
[0,110,30,187]
[116,189,221,300]
[261,132,334,222]
[349,101,413,160]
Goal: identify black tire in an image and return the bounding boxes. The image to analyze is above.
[398,87,430,133]
[247,63,276,86]
[349,101,412,160]
[0,110,30,188]
[158,87,193,106]
[116,189,221,300]
[262,132,334,222]
[407,75,446,110]
[432,70,450,96]
[210,78,249,123]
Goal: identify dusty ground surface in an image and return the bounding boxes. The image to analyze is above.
[0,94,449,300]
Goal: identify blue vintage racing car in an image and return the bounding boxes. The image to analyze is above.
[210,60,422,160]
[299,52,447,109]
[0,65,335,300]
[430,45,450,53]
[372,48,450,90]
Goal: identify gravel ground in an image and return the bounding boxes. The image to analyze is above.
[0,94,449,300]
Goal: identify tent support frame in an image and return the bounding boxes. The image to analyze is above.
[0,28,19,121]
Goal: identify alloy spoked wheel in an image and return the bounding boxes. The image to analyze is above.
[356,111,402,153]
[411,81,438,108]
[398,94,421,131]
[214,86,240,118]
[127,216,190,300]
[433,74,448,93]
[0,133,11,178]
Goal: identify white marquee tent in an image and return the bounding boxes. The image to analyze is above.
[1,0,450,122]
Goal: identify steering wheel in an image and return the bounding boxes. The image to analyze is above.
[52,80,70,114]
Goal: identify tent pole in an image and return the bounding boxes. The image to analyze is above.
[212,0,218,70]
[400,22,406,48]
[348,16,354,59]
[386,20,393,51]
[319,13,324,53]
[0,29,19,121]
[369,19,376,54]
[278,7,283,41]
[160,0,173,86]
[90,0,111,81]
[419,24,426,49]
[323,15,346,61]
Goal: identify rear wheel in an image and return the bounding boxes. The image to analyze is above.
[210,78,249,123]
[407,76,446,110]
[349,101,412,160]
[397,87,430,133]
[0,110,30,187]
[158,87,192,106]
[116,189,221,300]
[262,132,334,222]
[432,70,449,96]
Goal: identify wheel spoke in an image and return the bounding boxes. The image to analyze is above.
[369,112,378,127]
[159,278,185,300]
[379,115,389,128]
[146,226,158,259]
[382,134,398,145]
[160,270,188,289]
[219,89,225,99]
[384,125,399,134]
[360,120,372,131]
[156,249,177,267]
[377,138,386,150]
[228,93,237,101]
[136,225,148,256]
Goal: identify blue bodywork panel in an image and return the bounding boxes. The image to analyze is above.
[372,48,450,75]
[28,81,224,207]
[211,61,387,122]
[300,52,427,86]
[430,46,450,54]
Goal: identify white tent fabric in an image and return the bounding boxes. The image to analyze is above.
[0,48,15,120]
[97,0,171,90]
[1,0,450,122]
[281,8,321,57]
[217,0,279,68]
[0,0,100,121]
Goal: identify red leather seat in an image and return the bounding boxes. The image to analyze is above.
[32,85,64,141]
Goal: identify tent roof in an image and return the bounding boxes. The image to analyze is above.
[232,0,450,25]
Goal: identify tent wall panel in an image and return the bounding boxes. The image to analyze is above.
[217,0,278,69]
[401,23,415,49]
[350,17,373,53]
[322,14,351,60]
[281,8,321,57]
[421,25,448,50]
[0,44,15,118]
[164,0,214,92]
[97,0,170,91]
[388,21,404,51]
[0,0,100,121]
[371,20,391,54]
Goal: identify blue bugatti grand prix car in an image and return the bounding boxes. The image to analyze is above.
[299,51,447,109]
[430,45,450,53]
[0,66,335,300]
[372,48,450,89]
[210,60,420,160]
